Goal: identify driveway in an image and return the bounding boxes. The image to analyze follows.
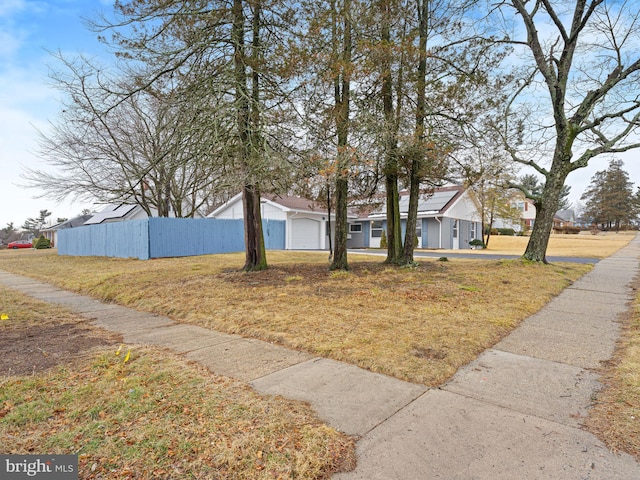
[349,249,599,264]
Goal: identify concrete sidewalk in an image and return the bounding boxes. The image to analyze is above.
[2,237,640,479]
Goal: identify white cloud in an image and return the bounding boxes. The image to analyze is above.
[0,28,24,58]
[0,0,26,17]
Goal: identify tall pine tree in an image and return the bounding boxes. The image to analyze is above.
[580,160,637,231]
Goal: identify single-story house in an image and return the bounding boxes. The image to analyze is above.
[209,193,348,250]
[348,186,482,250]
[212,187,482,251]
[41,214,93,247]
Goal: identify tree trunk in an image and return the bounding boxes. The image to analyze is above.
[234,0,267,271]
[242,183,267,271]
[401,165,420,263]
[523,160,570,263]
[330,0,351,271]
[332,177,349,270]
[399,0,428,265]
[326,181,333,260]
[380,0,402,265]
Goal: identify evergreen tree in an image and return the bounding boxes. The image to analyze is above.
[517,174,571,210]
[0,223,18,244]
[580,160,637,230]
[22,210,52,237]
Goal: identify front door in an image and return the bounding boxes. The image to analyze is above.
[452,220,459,249]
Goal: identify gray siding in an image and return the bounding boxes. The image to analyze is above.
[458,219,471,249]
[425,219,441,249]
[347,222,367,248]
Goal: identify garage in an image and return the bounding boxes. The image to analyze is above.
[290,218,321,249]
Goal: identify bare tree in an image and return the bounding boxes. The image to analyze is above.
[459,145,520,247]
[26,57,232,217]
[491,0,640,262]
[29,0,299,270]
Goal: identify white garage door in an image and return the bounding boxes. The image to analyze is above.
[291,218,321,249]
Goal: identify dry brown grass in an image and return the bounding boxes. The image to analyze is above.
[0,249,590,385]
[0,287,355,479]
[456,231,635,258]
[585,283,640,461]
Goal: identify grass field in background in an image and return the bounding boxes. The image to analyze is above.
[441,231,636,258]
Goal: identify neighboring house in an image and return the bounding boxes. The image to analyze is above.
[517,198,537,230]
[41,214,93,247]
[554,209,576,228]
[348,186,482,250]
[495,198,580,234]
[493,197,537,232]
[209,193,348,250]
[553,209,579,233]
[84,204,205,225]
[83,205,148,225]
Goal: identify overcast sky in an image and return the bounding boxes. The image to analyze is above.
[0,0,638,230]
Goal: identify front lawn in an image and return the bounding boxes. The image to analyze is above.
[0,286,355,479]
[0,250,591,385]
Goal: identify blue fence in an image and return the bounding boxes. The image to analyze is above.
[58,218,286,260]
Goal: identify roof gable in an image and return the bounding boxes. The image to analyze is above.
[84,205,139,225]
[42,214,93,231]
[264,194,328,214]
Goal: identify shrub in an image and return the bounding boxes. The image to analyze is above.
[469,239,485,248]
[553,226,581,235]
[34,235,51,249]
[497,228,516,236]
[379,229,387,249]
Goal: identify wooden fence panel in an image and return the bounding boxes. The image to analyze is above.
[264,219,286,250]
[148,218,245,258]
[58,218,286,259]
[58,220,150,259]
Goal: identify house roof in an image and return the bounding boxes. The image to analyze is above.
[84,205,139,225]
[366,186,465,218]
[212,189,467,221]
[42,214,93,231]
[555,209,575,222]
[211,193,359,218]
[263,194,328,214]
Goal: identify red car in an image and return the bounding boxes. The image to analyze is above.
[7,240,33,249]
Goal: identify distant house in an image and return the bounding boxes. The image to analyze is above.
[210,193,347,250]
[518,198,537,230]
[495,196,581,234]
[554,209,576,228]
[348,186,482,250]
[493,197,537,232]
[553,209,578,233]
[41,214,93,247]
[84,203,205,225]
[83,205,148,225]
